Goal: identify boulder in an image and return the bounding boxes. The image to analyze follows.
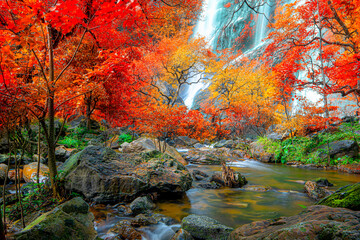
[0,163,8,183]
[13,197,97,240]
[23,162,49,183]
[316,182,360,210]
[316,140,359,160]
[62,146,192,203]
[129,196,156,214]
[182,214,233,240]
[304,181,333,201]
[171,229,194,240]
[55,146,76,162]
[123,137,187,165]
[266,132,282,141]
[249,142,274,163]
[175,136,199,147]
[229,205,360,240]
[213,140,235,148]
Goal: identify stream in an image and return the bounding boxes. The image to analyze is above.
[93,159,360,239]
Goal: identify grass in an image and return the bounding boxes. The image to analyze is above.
[258,122,360,166]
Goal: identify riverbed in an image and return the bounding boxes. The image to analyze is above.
[93,159,360,239]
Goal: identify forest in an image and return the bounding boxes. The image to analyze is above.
[0,0,359,239]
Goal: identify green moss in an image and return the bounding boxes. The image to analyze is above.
[316,183,360,210]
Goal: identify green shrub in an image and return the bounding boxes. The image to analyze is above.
[58,136,82,148]
[256,122,360,165]
[118,133,133,144]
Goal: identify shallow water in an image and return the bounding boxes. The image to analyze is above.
[155,160,360,227]
[94,160,360,238]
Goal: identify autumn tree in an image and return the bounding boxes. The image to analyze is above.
[0,0,149,196]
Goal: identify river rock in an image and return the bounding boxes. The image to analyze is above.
[249,142,274,163]
[183,148,240,165]
[123,137,187,165]
[229,205,360,240]
[304,181,333,201]
[129,196,156,214]
[316,140,359,160]
[192,170,208,181]
[131,214,157,227]
[315,178,333,187]
[213,140,235,148]
[62,146,192,203]
[23,162,49,183]
[182,214,233,240]
[0,163,8,183]
[12,197,97,240]
[316,182,360,210]
[172,229,194,240]
[108,220,142,240]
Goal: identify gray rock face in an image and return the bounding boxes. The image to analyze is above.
[229,205,360,240]
[176,136,199,147]
[13,197,97,240]
[129,196,156,214]
[62,146,192,203]
[182,214,233,240]
[317,140,359,160]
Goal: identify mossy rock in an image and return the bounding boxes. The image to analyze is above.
[13,197,97,240]
[316,182,360,210]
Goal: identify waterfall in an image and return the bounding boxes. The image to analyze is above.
[181,0,218,109]
[254,1,271,48]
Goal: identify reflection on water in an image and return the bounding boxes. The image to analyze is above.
[93,160,360,238]
[156,160,360,228]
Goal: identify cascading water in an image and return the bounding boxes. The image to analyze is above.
[181,0,218,109]
[182,0,274,109]
[254,1,271,47]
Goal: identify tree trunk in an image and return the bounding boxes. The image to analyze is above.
[37,122,41,185]
[47,26,59,197]
[86,98,91,131]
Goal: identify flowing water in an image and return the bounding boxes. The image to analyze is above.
[93,159,360,239]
